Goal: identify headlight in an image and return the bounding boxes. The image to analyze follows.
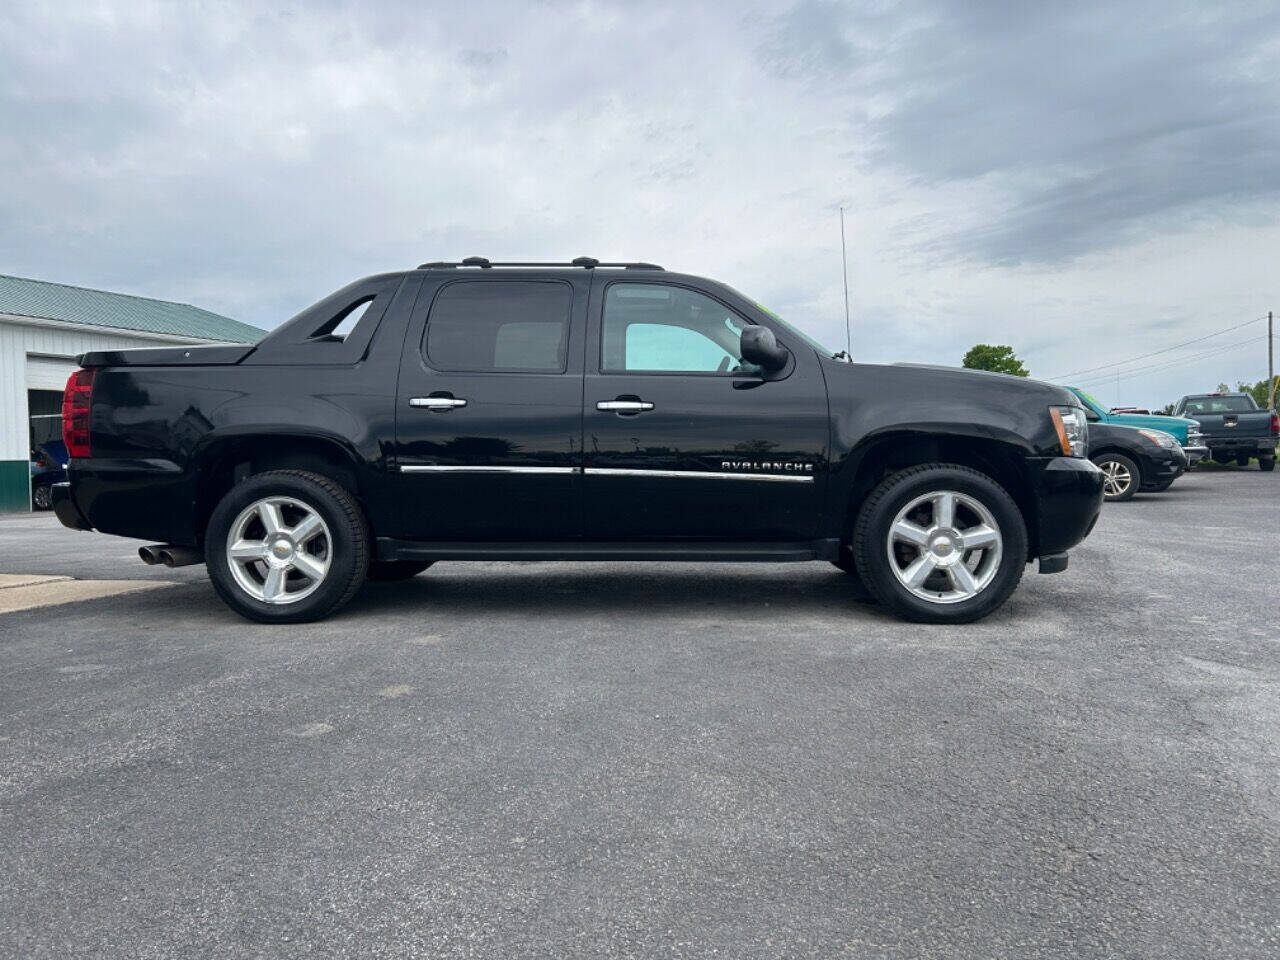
[1138,428,1176,448]
[1049,405,1088,457]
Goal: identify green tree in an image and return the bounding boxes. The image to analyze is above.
[961,344,1029,377]
[1235,378,1279,409]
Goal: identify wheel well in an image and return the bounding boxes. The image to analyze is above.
[842,433,1037,555]
[192,436,364,546]
[1088,445,1128,459]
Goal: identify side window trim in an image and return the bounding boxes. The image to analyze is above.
[419,278,575,375]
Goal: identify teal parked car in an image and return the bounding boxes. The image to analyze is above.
[1066,387,1208,464]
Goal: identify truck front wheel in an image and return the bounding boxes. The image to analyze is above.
[1092,452,1139,501]
[852,464,1027,624]
[205,469,370,624]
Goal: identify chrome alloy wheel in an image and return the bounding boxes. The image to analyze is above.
[1100,460,1132,497]
[225,496,332,605]
[885,490,1003,604]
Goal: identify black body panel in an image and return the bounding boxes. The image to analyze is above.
[393,273,591,540]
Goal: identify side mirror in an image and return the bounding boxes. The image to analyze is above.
[740,326,790,372]
[1084,409,1101,422]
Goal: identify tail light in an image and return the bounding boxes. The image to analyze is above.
[62,368,96,459]
[1271,411,1279,435]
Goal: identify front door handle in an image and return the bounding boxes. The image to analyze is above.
[409,396,468,410]
[597,399,654,413]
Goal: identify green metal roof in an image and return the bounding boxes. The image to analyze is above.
[0,273,262,343]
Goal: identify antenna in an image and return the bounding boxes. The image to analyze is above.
[839,206,852,358]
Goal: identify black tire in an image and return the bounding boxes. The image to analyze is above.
[31,484,52,510]
[1260,457,1276,473]
[1236,454,1251,467]
[830,551,877,603]
[205,469,369,624]
[1092,452,1140,502]
[367,560,434,581]
[852,463,1027,624]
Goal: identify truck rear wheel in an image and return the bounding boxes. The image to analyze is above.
[1236,454,1251,467]
[1261,457,1276,473]
[205,470,369,624]
[852,463,1027,624]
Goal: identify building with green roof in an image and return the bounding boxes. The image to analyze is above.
[1,274,262,511]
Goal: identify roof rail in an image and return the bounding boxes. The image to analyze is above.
[416,256,663,271]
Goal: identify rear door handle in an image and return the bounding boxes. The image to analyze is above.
[409,396,468,410]
[597,400,654,413]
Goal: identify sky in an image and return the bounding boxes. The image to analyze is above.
[2,0,1278,408]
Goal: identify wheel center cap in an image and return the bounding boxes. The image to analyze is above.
[930,532,959,561]
[270,538,294,561]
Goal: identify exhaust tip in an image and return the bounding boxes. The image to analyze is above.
[138,545,161,565]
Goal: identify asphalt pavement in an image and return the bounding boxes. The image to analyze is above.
[1,468,1277,958]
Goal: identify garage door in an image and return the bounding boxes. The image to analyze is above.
[26,354,78,391]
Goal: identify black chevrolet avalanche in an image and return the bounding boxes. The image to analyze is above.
[54,258,1104,625]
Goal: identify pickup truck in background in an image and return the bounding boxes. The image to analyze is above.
[53,257,1104,626]
[1173,393,1278,471]
[1066,387,1208,465]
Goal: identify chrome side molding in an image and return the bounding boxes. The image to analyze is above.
[398,465,814,482]
[585,468,813,483]
[400,465,576,475]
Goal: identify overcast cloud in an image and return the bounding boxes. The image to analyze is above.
[2,0,1278,406]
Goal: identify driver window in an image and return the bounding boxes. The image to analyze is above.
[602,283,750,373]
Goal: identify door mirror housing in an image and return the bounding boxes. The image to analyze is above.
[740,326,790,372]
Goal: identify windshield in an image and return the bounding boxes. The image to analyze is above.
[1073,388,1107,415]
[1182,396,1257,414]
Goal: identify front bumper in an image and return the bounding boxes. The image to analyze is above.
[1141,447,1187,487]
[1182,444,1208,465]
[1028,456,1104,564]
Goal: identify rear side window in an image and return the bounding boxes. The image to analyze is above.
[424,281,572,373]
[1182,396,1255,414]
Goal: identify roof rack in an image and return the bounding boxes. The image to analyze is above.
[416,256,663,271]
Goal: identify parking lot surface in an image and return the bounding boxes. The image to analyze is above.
[2,469,1278,958]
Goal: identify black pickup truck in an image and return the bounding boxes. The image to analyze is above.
[53,258,1103,625]
[1173,393,1277,470]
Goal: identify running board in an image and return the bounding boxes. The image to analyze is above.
[377,539,841,563]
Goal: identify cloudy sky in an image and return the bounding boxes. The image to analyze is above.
[2,0,1278,407]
